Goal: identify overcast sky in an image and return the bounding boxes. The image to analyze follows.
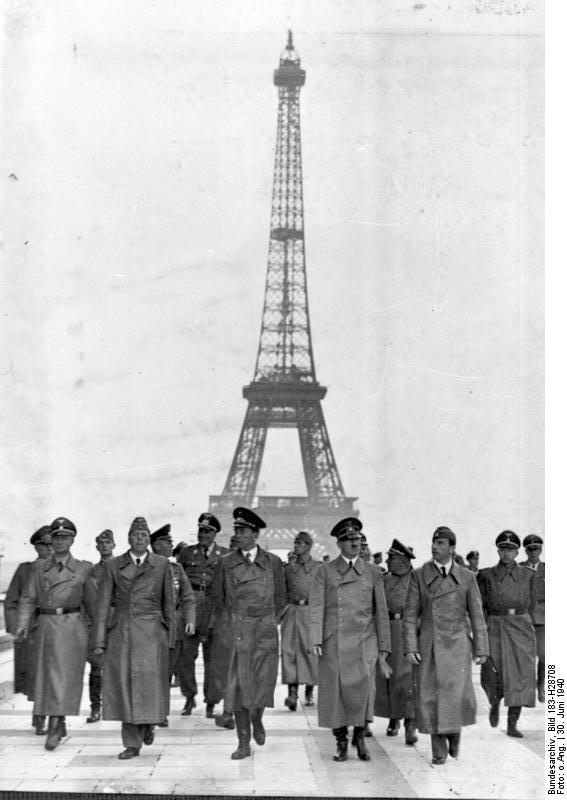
[1,0,544,567]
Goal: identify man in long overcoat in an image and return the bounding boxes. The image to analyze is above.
[211,534,238,730]
[211,507,286,760]
[16,517,96,751]
[520,533,545,702]
[85,529,115,724]
[93,516,175,759]
[178,512,228,717]
[4,525,53,735]
[150,523,196,726]
[375,538,418,745]
[281,531,319,710]
[477,530,537,737]
[403,526,488,765]
[309,517,392,763]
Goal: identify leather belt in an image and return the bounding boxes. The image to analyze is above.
[38,607,81,616]
[291,599,308,606]
[489,608,526,616]
[191,584,207,593]
[389,611,403,620]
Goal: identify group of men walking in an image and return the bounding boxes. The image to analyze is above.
[4,510,544,766]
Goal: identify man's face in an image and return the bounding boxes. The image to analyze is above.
[293,539,310,557]
[526,545,542,564]
[96,539,115,558]
[233,525,258,552]
[431,537,453,563]
[498,546,517,566]
[197,527,216,549]
[129,529,150,554]
[34,542,53,559]
[338,535,361,559]
[467,556,479,571]
[51,533,73,557]
[152,538,173,558]
[387,553,410,576]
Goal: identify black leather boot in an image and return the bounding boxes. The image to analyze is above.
[45,716,63,751]
[507,706,523,738]
[404,718,418,745]
[386,718,400,736]
[215,710,235,729]
[59,717,67,738]
[304,685,314,706]
[205,703,215,718]
[447,732,460,758]
[231,708,252,760]
[251,707,265,745]
[181,697,196,716]
[285,684,298,711]
[352,726,371,761]
[32,714,47,735]
[87,668,102,722]
[489,700,500,728]
[332,726,348,762]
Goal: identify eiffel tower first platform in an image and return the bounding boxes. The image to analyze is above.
[209,32,357,553]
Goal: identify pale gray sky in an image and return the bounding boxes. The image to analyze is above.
[1,0,544,566]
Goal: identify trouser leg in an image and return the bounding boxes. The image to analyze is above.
[285,683,298,710]
[231,700,252,760]
[332,726,349,762]
[250,706,265,745]
[87,664,103,721]
[202,636,213,703]
[507,706,523,737]
[121,723,145,749]
[431,734,448,762]
[178,635,199,699]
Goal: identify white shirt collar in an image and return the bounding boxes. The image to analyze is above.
[434,559,452,573]
[341,554,359,565]
[241,546,258,563]
[130,550,148,564]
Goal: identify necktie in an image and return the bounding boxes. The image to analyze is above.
[245,552,252,565]
[202,546,208,559]
[441,566,447,578]
[57,562,63,572]
[136,557,141,567]
[348,560,353,568]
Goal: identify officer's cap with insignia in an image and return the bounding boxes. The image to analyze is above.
[466,550,479,560]
[96,529,115,545]
[232,507,266,532]
[50,517,77,538]
[495,530,521,549]
[523,534,543,550]
[387,538,415,559]
[330,517,362,541]
[198,512,221,533]
[295,530,313,546]
[172,541,188,557]
[432,526,456,546]
[150,524,173,545]
[128,517,150,535]
[30,525,52,546]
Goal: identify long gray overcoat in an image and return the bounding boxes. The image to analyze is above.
[403,560,489,734]
[94,551,175,725]
[5,561,35,696]
[281,556,320,685]
[211,546,286,709]
[309,557,391,729]
[18,555,96,716]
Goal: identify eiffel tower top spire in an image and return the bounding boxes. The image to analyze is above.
[253,31,314,385]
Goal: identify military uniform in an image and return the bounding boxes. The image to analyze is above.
[520,533,545,702]
[478,531,537,736]
[178,539,228,708]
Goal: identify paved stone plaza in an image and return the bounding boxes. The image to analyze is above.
[0,651,544,798]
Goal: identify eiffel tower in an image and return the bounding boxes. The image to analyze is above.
[209,32,357,553]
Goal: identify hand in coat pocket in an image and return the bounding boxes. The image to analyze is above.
[378,652,393,678]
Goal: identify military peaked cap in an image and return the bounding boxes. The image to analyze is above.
[129,517,150,535]
[466,550,479,560]
[295,530,313,546]
[232,507,266,531]
[387,538,415,559]
[96,529,115,545]
[198,512,221,533]
[30,525,52,545]
[50,517,77,537]
[330,517,362,540]
[496,530,521,549]
[523,534,543,549]
[150,524,172,545]
[172,541,188,556]
[432,526,456,546]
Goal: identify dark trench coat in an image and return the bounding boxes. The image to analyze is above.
[375,569,416,720]
[5,561,36,696]
[94,551,175,725]
[309,557,391,729]
[211,546,286,709]
[403,560,489,734]
[17,555,96,716]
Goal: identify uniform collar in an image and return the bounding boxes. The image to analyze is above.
[495,560,519,581]
[335,555,364,575]
[424,559,462,585]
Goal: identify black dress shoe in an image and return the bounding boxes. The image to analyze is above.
[86,709,102,723]
[333,740,348,762]
[489,702,500,728]
[215,712,235,729]
[507,725,524,738]
[118,747,140,760]
[284,696,298,711]
[432,756,447,765]
[181,698,196,716]
[448,734,460,759]
[143,726,155,745]
[386,719,400,736]
[252,716,265,745]
[205,703,215,718]
[352,727,371,761]
[33,715,47,735]
[45,716,63,751]
[404,721,418,746]
[157,720,169,728]
[231,743,251,760]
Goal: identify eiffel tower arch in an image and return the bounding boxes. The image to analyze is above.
[209,32,358,555]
